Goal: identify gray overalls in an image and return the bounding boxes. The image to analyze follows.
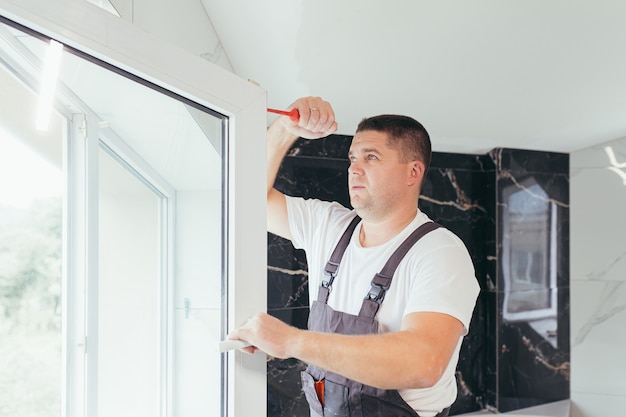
[300,216,451,417]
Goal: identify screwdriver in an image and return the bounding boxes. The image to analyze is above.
[267,107,300,121]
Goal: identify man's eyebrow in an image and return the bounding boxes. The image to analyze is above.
[348,147,382,155]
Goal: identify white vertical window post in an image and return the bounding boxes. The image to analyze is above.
[225,96,268,417]
[64,112,89,417]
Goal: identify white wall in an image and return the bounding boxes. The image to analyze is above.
[569,137,626,416]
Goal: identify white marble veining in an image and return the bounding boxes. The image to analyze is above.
[569,136,626,417]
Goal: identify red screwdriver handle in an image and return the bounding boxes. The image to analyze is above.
[267,107,300,121]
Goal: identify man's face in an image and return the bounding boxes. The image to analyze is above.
[347,130,417,219]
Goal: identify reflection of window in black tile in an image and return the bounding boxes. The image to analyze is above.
[502,178,557,322]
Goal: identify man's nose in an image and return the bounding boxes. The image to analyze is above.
[348,161,363,175]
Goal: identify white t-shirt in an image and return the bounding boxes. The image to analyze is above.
[286,196,480,417]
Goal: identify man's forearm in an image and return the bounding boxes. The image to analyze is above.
[229,312,440,389]
[265,119,300,239]
[267,119,299,195]
[229,311,462,391]
[292,329,445,390]
[290,311,465,391]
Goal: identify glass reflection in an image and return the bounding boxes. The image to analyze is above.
[502,180,558,346]
[0,21,65,417]
[0,121,64,417]
[0,16,226,417]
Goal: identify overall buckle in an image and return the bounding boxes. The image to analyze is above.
[366,273,392,303]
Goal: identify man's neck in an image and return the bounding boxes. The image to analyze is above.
[358,208,418,248]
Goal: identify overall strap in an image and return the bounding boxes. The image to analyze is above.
[359,221,442,318]
[318,215,361,303]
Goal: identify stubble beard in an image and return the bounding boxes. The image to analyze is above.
[350,193,389,222]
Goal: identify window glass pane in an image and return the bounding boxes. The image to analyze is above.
[98,147,161,417]
[0,70,64,415]
[0,16,227,417]
[53,35,226,417]
[64,45,226,417]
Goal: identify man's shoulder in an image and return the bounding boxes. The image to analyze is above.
[287,196,354,223]
[286,196,357,248]
[287,195,349,210]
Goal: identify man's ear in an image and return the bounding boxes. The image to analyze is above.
[407,160,425,186]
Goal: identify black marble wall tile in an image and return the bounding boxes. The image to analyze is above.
[481,290,499,410]
[497,312,570,411]
[267,357,309,417]
[420,152,497,414]
[267,309,311,416]
[267,234,309,310]
[556,285,571,354]
[420,158,497,292]
[495,291,570,413]
[493,148,570,412]
[449,290,492,414]
[285,134,353,159]
[266,139,570,416]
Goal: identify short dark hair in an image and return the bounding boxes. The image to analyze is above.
[356,115,431,173]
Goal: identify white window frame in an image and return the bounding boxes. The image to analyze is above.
[0,1,268,417]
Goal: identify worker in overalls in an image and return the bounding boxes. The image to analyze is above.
[229,96,479,417]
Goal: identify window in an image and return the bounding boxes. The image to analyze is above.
[0,1,267,416]
[502,179,558,345]
[0,115,64,417]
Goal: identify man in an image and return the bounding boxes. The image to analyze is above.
[229,96,479,417]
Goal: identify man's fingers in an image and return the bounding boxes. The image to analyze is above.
[285,96,336,138]
[218,339,252,352]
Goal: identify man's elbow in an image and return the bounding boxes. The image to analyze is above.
[420,368,445,389]
[403,363,446,390]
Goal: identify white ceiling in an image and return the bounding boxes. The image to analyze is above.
[200,0,626,155]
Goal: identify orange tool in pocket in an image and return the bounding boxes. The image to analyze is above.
[314,379,325,407]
